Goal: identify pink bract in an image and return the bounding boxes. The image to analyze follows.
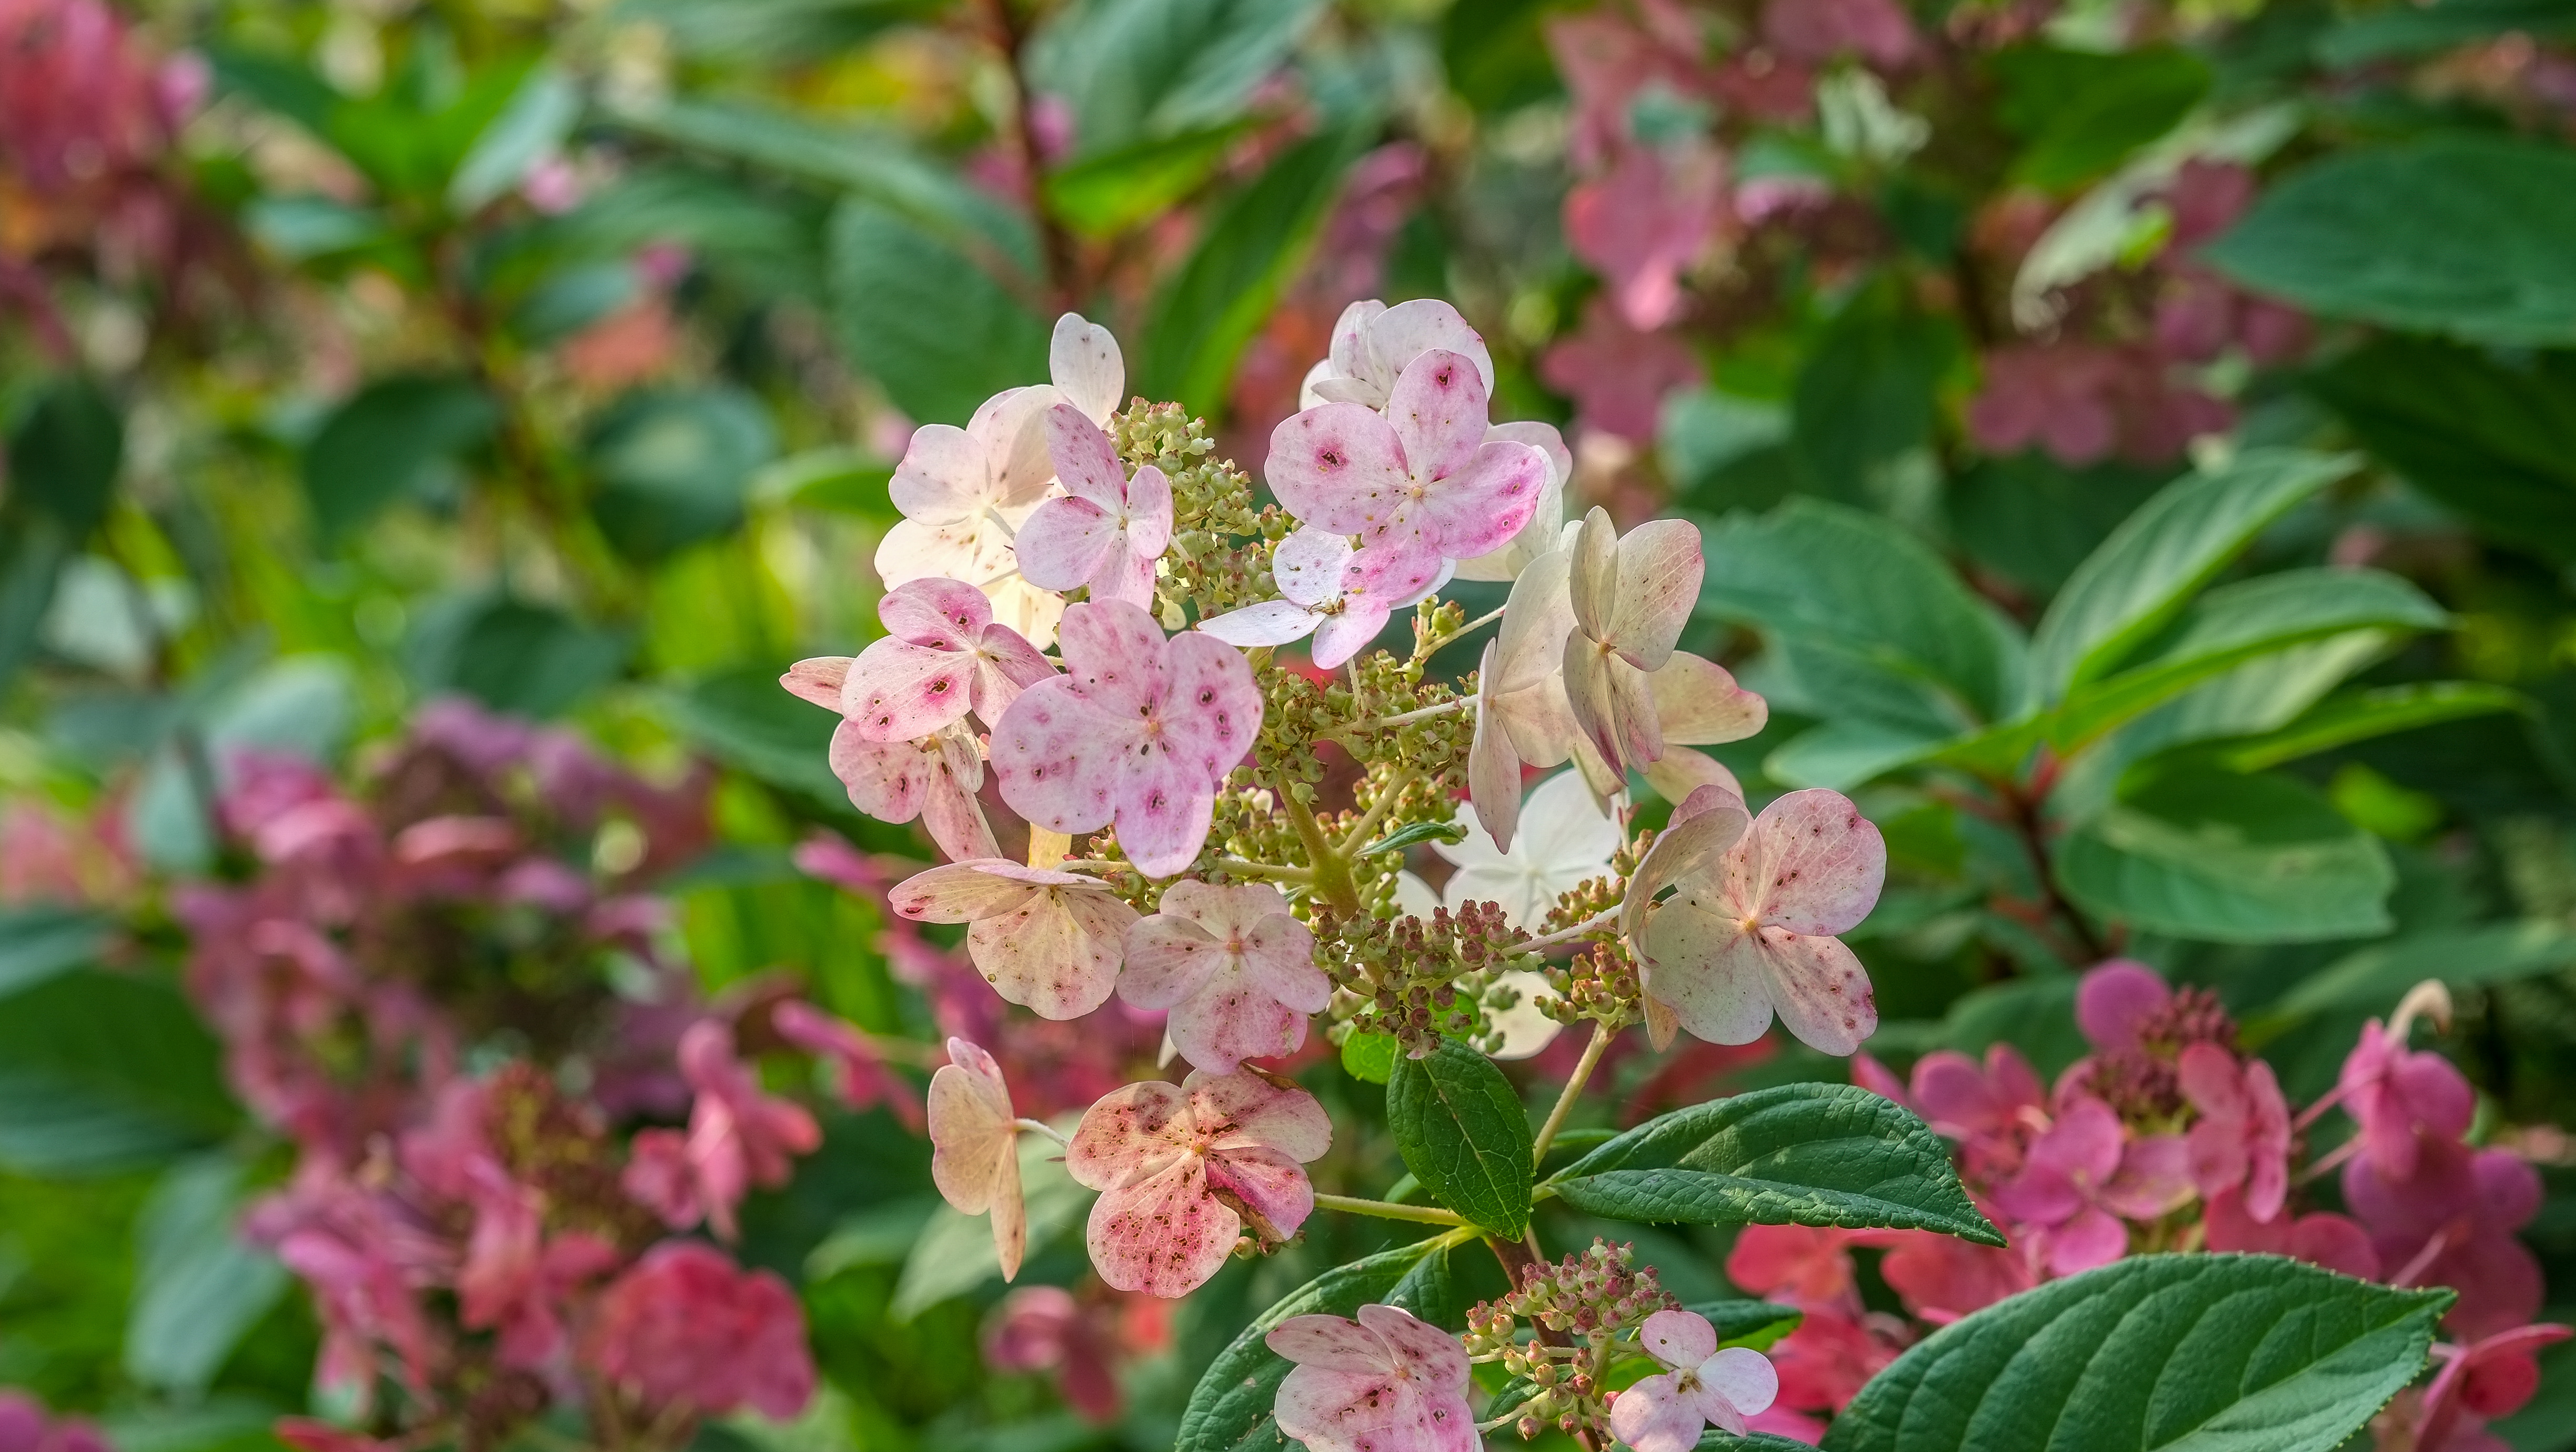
[773,1001,923,1130]
[928,1037,1030,1280]
[667,1020,821,1242]
[1016,404,1174,609]
[1608,1309,1780,1451]
[2178,1041,2291,1223]
[1990,1096,2192,1275]
[989,599,1263,878]
[2075,959,2171,1052]
[1563,143,1726,333]
[583,1240,815,1420]
[783,576,1053,743]
[1267,1303,1476,1452]
[2339,1017,2476,1181]
[890,858,1142,1019]
[1118,880,1331,1074]
[1067,1068,1331,1298]
[1635,787,1886,1055]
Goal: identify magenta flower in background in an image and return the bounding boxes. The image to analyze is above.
[2340,1017,2476,1181]
[983,1286,1123,1423]
[1538,297,1706,443]
[583,1241,815,1420]
[630,1021,820,1242]
[1267,1303,1477,1452]
[1068,1068,1330,1298]
[1564,143,1726,333]
[773,1001,922,1129]
[2178,1041,2292,1223]
[2346,1136,2545,1340]
[1991,1097,2192,1274]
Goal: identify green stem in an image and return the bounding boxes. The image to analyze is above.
[1313,1193,1468,1227]
[1215,856,1314,883]
[1339,768,1423,852]
[1281,784,1361,914]
[1531,1021,1614,1168]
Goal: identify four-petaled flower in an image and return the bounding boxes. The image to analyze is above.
[624,1021,821,1242]
[1267,348,1547,591]
[1066,1068,1330,1298]
[1017,404,1173,610]
[824,720,995,862]
[2178,1041,2291,1223]
[890,859,1141,1019]
[1267,1302,1476,1452]
[1562,508,1727,776]
[1991,1096,2192,1274]
[1119,881,1331,1075]
[2338,1016,2474,1181]
[1607,1309,1780,1452]
[1434,769,1618,929]
[990,599,1263,878]
[784,577,1054,744]
[1198,527,1443,669]
[876,387,1064,647]
[928,1037,1034,1279]
[1632,787,1886,1055]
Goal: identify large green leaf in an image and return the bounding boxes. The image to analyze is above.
[2272,919,2576,1020]
[1790,298,1961,500]
[1174,1233,1462,1452]
[6,375,124,537]
[2213,682,2524,773]
[1545,1084,1999,1244]
[1822,1255,2448,1452]
[1135,115,1376,414]
[2317,0,2576,66]
[2045,569,2446,754]
[1385,1036,1535,1237]
[1042,120,1252,237]
[403,594,632,720]
[2025,450,2356,705]
[2305,336,2576,562]
[1990,44,2209,189]
[658,665,849,808]
[585,386,776,562]
[2055,766,2395,943]
[827,200,1052,427]
[302,375,500,537]
[1030,0,1325,160]
[0,970,237,1174]
[1702,499,2025,727]
[125,1156,289,1395]
[0,906,112,997]
[2202,136,2576,347]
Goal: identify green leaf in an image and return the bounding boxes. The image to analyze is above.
[827,200,1051,427]
[1820,1254,2449,1452]
[1768,720,1971,792]
[1386,1036,1534,1237]
[1357,819,1469,856]
[620,0,948,63]
[2026,449,2357,705]
[2305,336,2576,562]
[2213,682,2524,773]
[2203,136,2576,347]
[1339,1030,1400,1084]
[403,594,632,720]
[890,1135,1090,1319]
[1546,1083,2000,1244]
[0,519,72,688]
[1947,453,2168,597]
[1700,499,2025,728]
[1030,0,1325,159]
[2055,765,2396,943]
[2273,919,2576,1020]
[448,65,580,212]
[1688,1298,1804,1352]
[302,375,500,537]
[125,1156,289,1395]
[658,665,850,808]
[0,906,112,997]
[1042,120,1252,237]
[585,386,777,562]
[6,375,124,537]
[1174,1233,1458,1452]
[1790,297,1961,499]
[2316,0,2576,66]
[0,969,236,1175]
[1699,1435,1819,1452]
[1990,45,2210,189]
[1135,115,1376,414]
[2046,569,2447,754]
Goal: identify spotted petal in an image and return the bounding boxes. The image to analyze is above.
[967,885,1136,1020]
[1608,1372,1706,1452]
[840,636,977,742]
[1605,519,1704,669]
[1197,600,1322,649]
[879,577,992,649]
[1050,312,1124,424]
[1651,652,1767,744]
[1084,1153,1236,1297]
[991,679,1131,836]
[1386,348,1490,484]
[889,859,1080,922]
[1639,1308,1717,1370]
[1413,440,1547,562]
[1044,403,1128,509]
[781,657,849,710]
[1014,495,1121,592]
[1364,298,1495,398]
[1266,404,1411,537]
[1722,789,1886,935]
[1273,527,1354,608]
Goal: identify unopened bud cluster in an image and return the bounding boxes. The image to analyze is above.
[1112,401,1284,621]
[1542,941,1644,1027]
[1463,1240,1678,1441]
[1316,899,1527,1052]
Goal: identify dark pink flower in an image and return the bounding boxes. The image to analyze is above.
[1724,1224,1898,1308]
[2339,1019,2475,1182]
[1538,297,1705,443]
[1270,1303,1476,1452]
[2400,1323,2575,1452]
[673,1020,821,1241]
[1991,1097,2192,1274]
[1564,144,1727,332]
[0,1392,110,1452]
[983,1285,1124,1423]
[2075,959,2172,1052]
[2345,1137,2544,1341]
[2200,1186,2378,1281]
[1878,1222,2037,1325]
[1762,0,1917,68]
[2178,1042,2291,1223]
[583,1241,815,1419]
[772,1001,923,1130]
[1764,1304,1905,1415]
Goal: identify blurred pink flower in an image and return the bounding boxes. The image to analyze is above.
[773,1001,922,1129]
[1564,144,1727,332]
[2178,1042,2291,1223]
[2339,1019,2476,1182]
[583,1241,815,1419]
[983,1285,1124,1422]
[1269,1303,1477,1452]
[1991,1097,2192,1274]
[1765,1304,1905,1415]
[1539,297,1704,443]
[2346,1137,2545,1341]
[2200,1186,2378,1280]
[0,1391,111,1452]
[1762,0,1917,68]
[1878,1220,2037,1325]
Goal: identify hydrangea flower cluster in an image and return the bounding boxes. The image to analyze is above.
[171,701,827,1450]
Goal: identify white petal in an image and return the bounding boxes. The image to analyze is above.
[1050,313,1125,425]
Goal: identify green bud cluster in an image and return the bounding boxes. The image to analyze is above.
[1311,899,1528,1052]
[1110,400,1289,623]
[1462,1239,1677,1442]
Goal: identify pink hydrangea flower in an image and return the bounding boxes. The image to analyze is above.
[2406,1323,2575,1452]
[1562,508,1704,773]
[890,858,1142,1019]
[1298,297,1494,411]
[1564,143,1727,332]
[1066,1068,1331,1297]
[1726,1224,1900,1307]
[1118,881,1330,1074]
[1016,404,1174,609]
[1267,1303,1476,1452]
[1198,526,1441,669]
[929,1036,1034,1280]
[783,576,1054,743]
[1765,1303,1907,1415]
[1608,1309,1780,1451]
[2199,1185,2378,1281]
[1265,349,1548,590]
[772,1000,923,1130]
[990,599,1263,878]
[984,1285,1123,1423]
[626,1021,821,1242]
[1762,0,1918,67]
[2339,1017,2475,1181]
[2344,1136,2544,1341]
[1990,1096,2192,1274]
[874,386,1065,646]
[1878,1222,2038,1325]
[0,1391,110,1452]
[1633,787,1886,1055]
[827,720,997,862]
[582,1240,815,1419]
[2178,1041,2291,1223]
[1536,296,1706,443]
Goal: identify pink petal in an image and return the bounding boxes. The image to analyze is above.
[1621,785,1752,945]
[2076,960,2171,1053]
[992,679,1132,836]
[1639,900,1776,1046]
[1119,895,1232,1012]
[1066,1080,1189,1191]
[989,1145,1027,1280]
[1697,1346,1780,1420]
[1059,599,1170,718]
[1274,527,1355,607]
[1203,1142,1317,1239]
[1411,440,1547,561]
[927,1040,1014,1215]
[965,386,1059,509]
[1200,599,1323,648]
[1650,653,1767,744]
[1157,879,1283,936]
[1166,960,1310,1073]
[1326,299,1385,389]
[1110,745,1219,878]
[1605,519,1704,669]
[1608,1374,1704,1452]
[1562,636,1662,771]
[1355,1304,1471,1388]
[1309,596,1391,670]
[2046,1205,2129,1274]
[2242,1061,2291,1223]
[1364,299,1495,397]
[1274,1369,1472,1452]
[1750,928,1879,1056]
[1244,913,1330,1012]
[1726,789,1887,936]
[920,743,1000,861]
[887,859,1063,922]
[781,657,850,710]
[2176,1042,2248,1122]
[1386,347,1490,485]
[1014,495,1121,592]
[1125,463,1173,558]
[1266,1314,1393,1373]
[969,624,1055,719]
[880,577,992,648]
[1190,1068,1334,1164]
[1044,404,1127,508]
[2037,1098,2128,1187]
[1468,648,1525,853]
[2104,1133,2196,1220]
[889,423,981,521]
[1568,508,1619,644]
[967,886,1134,1019]
[2188,1117,2250,1202]
[1162,631,1263,781]
[1641,1308,1718,1370]
[1265,404,1412,537]
[830,721,932,823]
[841,637,978,742]
[1088,529,1160,610]
[1085,1155,1237,1297]
[1050,313,1124,423]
